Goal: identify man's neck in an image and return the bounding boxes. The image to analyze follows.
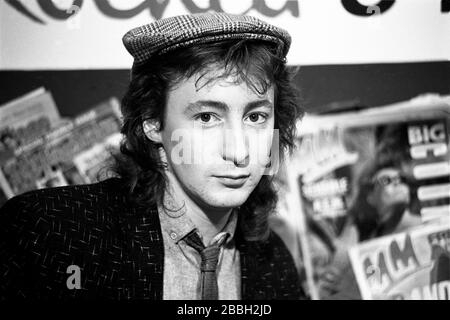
[187,203,233,246]
[163,170,234,245]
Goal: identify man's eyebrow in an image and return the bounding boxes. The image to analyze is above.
[244,99,273,113]
[184,99,273,114]
[185,100,229,114]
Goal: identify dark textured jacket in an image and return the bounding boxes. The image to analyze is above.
[0,178,305,300]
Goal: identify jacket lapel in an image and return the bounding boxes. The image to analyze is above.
[119,202,164,300]
[237,227,304,300]
[237,229,275,300]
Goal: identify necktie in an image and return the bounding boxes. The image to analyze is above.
[184,231,227,300]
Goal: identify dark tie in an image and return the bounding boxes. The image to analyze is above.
[184,231,227,300]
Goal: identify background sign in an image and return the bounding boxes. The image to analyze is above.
[0,0,449,69]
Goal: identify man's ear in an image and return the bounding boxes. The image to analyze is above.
[142,119,162,144]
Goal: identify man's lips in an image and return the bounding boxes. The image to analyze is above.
[214,174,250,179]
[213,174,250,188]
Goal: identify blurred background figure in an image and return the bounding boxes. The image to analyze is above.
[318,154,424,299]
[350,158,423,242]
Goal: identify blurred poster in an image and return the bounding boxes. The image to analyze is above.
[285,94,450,299]
[0,87,62,198]
[73,132,122,184]
[297,126,358,238]
[0,97,122,206]
[349,222,450,300]
[0,87,61,163]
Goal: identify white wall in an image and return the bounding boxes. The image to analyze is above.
[0,0,449,70]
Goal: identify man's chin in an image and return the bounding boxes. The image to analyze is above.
[204,191,250,210]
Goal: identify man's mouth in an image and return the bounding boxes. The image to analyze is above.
[214,174,250,188]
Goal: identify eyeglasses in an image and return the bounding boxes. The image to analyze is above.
[372,173,408,187]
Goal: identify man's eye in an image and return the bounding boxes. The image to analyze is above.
[200,114,211,122]
[195,113,220,124]
[245,113,268,124]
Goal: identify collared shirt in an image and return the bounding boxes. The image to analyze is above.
[158,205,241,300]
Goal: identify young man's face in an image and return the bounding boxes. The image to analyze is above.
[157,69,275,212]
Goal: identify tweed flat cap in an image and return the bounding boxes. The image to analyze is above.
[122,12,291,66]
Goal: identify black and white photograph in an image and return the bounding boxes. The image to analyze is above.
[0,0,449,308]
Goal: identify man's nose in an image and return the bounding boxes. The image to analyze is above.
[222,126,249,167]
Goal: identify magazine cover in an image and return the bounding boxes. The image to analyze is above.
[349,221,450,300]
[0,97,122,206]
[284,94,450,299]
[72,132,122,184]
[0,87,61,163]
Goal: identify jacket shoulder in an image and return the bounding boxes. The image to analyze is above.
[2,178,126,210]
[0,178,129,299]
[0,178,128,257]
[1,178,127,234]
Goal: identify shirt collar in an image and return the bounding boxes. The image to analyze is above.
[219,208,238,245]
[158,202,195,244]
[158,204,238,246]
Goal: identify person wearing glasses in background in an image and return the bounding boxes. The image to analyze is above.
[350,158,423,242]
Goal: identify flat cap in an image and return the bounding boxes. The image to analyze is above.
[122,12,291,67]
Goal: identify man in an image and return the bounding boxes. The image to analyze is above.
[0,12,305,300]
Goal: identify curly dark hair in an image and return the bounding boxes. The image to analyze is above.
[114,39,303,241]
